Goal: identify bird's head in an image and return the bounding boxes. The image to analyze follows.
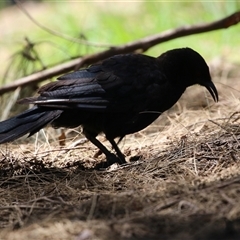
[158,47,218,102]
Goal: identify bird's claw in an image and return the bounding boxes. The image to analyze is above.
[95,153,126,170]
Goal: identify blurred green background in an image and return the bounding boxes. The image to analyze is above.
[0,0,239,84]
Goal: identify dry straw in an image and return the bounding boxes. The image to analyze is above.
[1,61,240,239]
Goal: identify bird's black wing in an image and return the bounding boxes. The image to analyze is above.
[97,54,169,113]
[20,54,167,113]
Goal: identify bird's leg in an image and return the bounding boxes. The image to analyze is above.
[83,130,120,168]
[116,136,124,145]
[107,137,126,164]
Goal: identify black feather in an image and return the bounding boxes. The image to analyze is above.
[0,107,62,143]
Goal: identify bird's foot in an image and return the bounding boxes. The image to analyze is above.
[95,153,126,170]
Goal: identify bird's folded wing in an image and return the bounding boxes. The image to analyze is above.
[18,54,167,112]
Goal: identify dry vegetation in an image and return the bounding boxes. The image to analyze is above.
[1,2,240,240]
[0,61,240,240]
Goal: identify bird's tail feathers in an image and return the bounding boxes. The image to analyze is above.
[0,107,62,144]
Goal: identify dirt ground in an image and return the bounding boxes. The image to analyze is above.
[0,60,240,240]
[1,3,240,240]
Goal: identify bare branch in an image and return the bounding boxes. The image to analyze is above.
[14,0,112,48]
[0,11,240,96]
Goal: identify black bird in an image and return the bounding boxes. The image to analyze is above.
[0,48,218,167]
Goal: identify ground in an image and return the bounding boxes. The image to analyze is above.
[1,61,240,240]
[1,3,240,240]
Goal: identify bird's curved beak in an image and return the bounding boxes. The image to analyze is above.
[204,81,218,102]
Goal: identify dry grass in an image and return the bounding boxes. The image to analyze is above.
[1,62,240,239]
[1,3,240,239]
